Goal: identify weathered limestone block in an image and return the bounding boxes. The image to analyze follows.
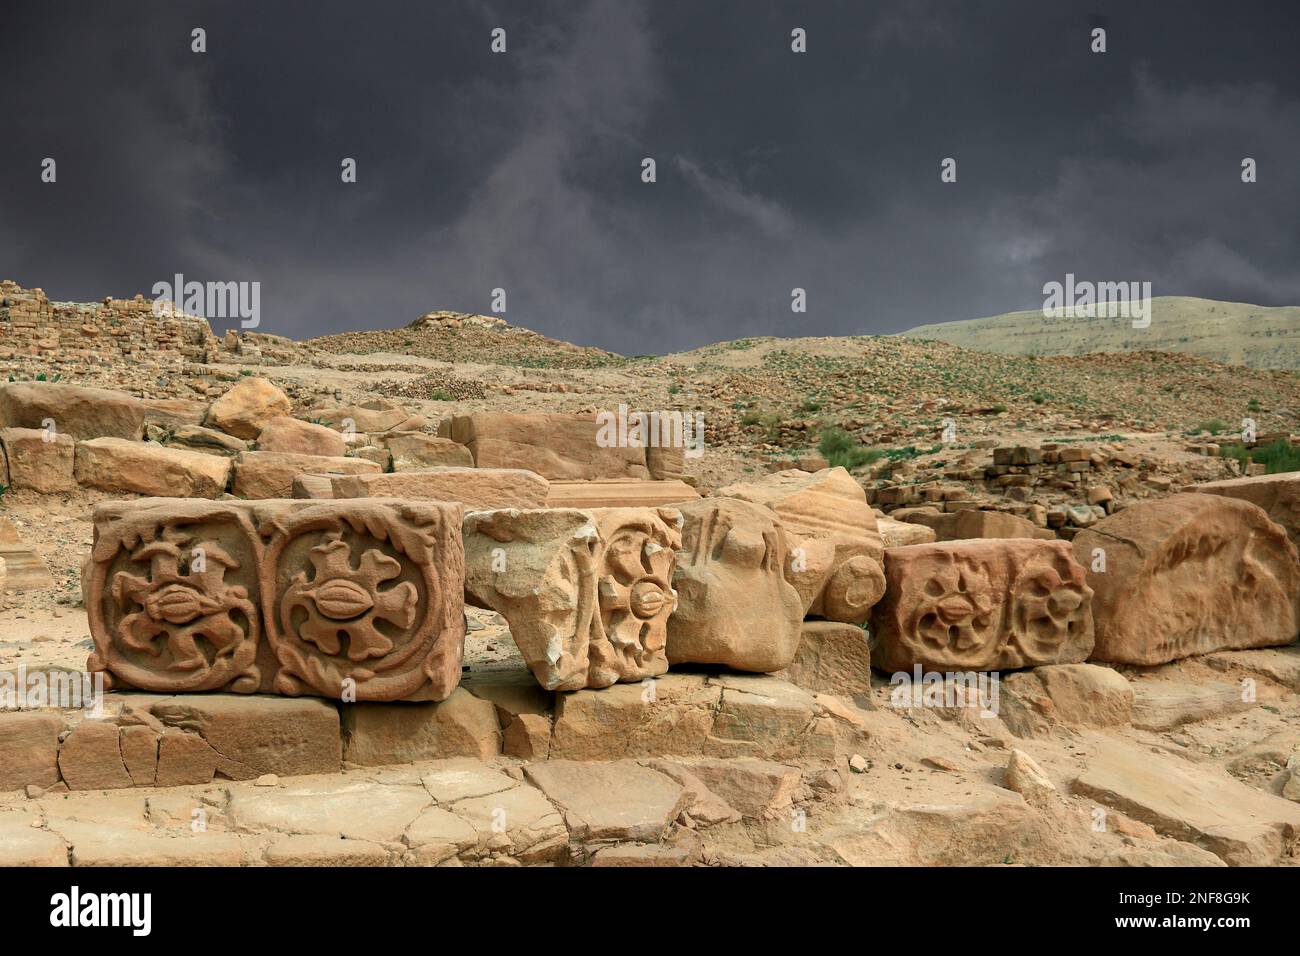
[448,411,660,479]
[257,498,466,702]
[718,467,886,625]
[464,507,680,690]
[0,381,145,440]
[1072,494,1300,665]
[0,427,75,492]
[1191,474,1300,547]
[256,415,346,457]
[871,539,1094,672]
[204,376,291,439]
[545,478,701,509]
[231,450,380,499]
[86,499,265,693]
[667,498,805,672]
[383,433,473,470]
[76,437,232,498]
[331,467,549,510]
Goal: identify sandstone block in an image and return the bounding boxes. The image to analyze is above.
[871,539,1094,672]
[1190,474,1300,547]
[0,381,145,440]
[0,712,62,791]
[341,689,501,765]
[668,498,805,672]
[57,720,134,790]
[75,437,232,498]
[999,663,1133,737]
[85,497,466,702]
[231,451,380,499]
[384,433,473,470]
[449,411,656,479]
[0,427,75,492]
[1072,494,1300,665]
[544,479,701,509]
[332,467,548,510]
[524,760,690,843]
[205,377,291,439]
[777,621,872,695]
[257,415,346,457]
[465,507,680,690]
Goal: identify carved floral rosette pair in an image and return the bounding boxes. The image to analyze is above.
[86,498,465,701]
[871,539,1095,673]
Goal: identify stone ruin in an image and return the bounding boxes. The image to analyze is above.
[2,374,1300,866]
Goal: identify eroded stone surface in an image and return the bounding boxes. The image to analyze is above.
[1191,474,1300,547]
[333,468,549,510]
[872,539,1094,672]
[668,498,804,673]
[1073,494,1300,665]
[465,507,680,690]
[0,381,145,440]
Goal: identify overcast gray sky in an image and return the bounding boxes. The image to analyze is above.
[2,0,1297,353]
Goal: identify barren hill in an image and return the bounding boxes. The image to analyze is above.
[901,296,1300,370]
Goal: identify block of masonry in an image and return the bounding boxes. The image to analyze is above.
[84,497,466,701]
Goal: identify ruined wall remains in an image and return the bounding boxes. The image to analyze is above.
[0,280,217,369]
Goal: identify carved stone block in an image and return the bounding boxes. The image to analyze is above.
[256,499,465,701]
[464,507,680,691]
[86,497,466,701]
[1073,493,1300,665]
[871,539,1094,672]
[86,499,264,693]
[667,498,805,673]
[717,467,885,625]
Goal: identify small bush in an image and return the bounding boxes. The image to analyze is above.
[819,426,882,470]
[1221,439,1300,475]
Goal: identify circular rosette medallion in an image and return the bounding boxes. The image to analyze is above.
[587,516,679,685]
[262,503,455,701]
[906,553,1000,668]
[87,503,261,693]
[1007,553,1094,664]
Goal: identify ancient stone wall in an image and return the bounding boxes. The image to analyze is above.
[0,280,216,371]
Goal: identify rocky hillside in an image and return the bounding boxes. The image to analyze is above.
[901,296,1300,370]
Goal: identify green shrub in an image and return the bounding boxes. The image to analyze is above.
[818,427,882,470]
[1220,439,1300,475]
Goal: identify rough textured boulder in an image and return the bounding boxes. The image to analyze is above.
[141,397,209,429]
[84,497,466,702]
[0,427,75,492]
[231,451,380,499]
[308,401,420,434]
[448,411,683,480]
[464,507,681,690]
[205,377,291,439]
[0,381,145,440]
[256,416,346,457]
[999,663,1134,737]
[331,468,549,510]
[668,498,805,673]
[718,467,885,625]
[384,433,473,470]
[1191,474,1300,547]
[1072,494,1300,665]
[75,437,232,498]
[872,539,1094,672]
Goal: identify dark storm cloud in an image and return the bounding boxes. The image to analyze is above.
[1,0,1298,353]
